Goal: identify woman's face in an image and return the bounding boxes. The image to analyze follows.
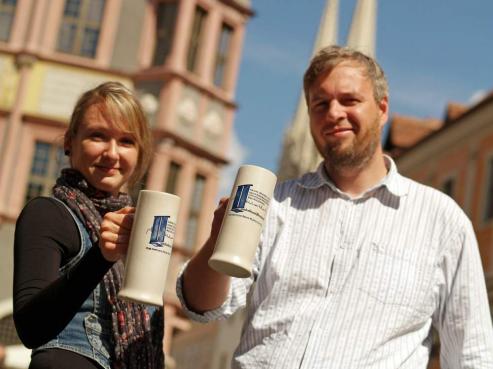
[66,103,139,195]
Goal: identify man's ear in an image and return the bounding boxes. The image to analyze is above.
[378,96,389,129]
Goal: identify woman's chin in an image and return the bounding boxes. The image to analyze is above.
[90,178,123,195]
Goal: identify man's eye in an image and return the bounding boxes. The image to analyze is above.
[342,97,359,106]
[312,101,327,111]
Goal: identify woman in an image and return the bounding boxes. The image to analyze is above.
[13,82,164,369]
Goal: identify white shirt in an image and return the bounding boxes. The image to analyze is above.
[177,157,493,369]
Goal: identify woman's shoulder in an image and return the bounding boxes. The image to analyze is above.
[19,196,71,221]
[17,197,77,238]
[16,196,81,258]
[23,196,65,211]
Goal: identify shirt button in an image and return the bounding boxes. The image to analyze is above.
[371,242,380,252]
[341,241,351,249]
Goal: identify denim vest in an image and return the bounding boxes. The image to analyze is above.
[32,199,113,369]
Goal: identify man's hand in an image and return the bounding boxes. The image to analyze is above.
[210,197,229,244]
[182,197,232,312]
[99,206,135,262]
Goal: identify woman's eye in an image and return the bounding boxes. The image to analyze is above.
[90,132,105,140]
[120,137,136,146]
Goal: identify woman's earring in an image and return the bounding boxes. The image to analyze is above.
[64,149,70,156]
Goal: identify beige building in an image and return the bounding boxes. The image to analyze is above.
[387,95,493,280]
[0,0,252,367]
[385,96,493,369]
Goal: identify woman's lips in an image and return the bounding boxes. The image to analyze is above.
[95,166,119,174]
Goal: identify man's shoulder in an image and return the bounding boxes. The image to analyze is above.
[273,171,321,201]
[401,175,469,223]
[274,177,301,193]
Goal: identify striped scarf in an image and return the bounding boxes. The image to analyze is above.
[53,168,164,369]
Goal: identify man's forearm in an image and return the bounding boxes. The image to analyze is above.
[182,237,231,313]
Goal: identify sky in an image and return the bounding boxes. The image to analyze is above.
[218,0,493,195]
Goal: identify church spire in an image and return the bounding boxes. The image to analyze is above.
[277,0,379,181]
[312,0,339,55]
[277,0,339,181]
[347,0,378,57]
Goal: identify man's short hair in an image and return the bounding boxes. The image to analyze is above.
[303,45,388,104]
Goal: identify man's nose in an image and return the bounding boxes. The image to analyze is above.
[326,100,345,121]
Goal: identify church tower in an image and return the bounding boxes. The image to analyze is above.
[277,0,378,181]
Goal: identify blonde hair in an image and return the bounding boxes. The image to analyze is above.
[65,81,153,190]
[303,45,388,104]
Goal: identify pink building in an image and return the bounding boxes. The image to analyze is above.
[0,0,252,367]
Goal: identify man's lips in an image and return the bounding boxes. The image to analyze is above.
[323,127,354,136]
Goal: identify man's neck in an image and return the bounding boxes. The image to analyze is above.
[324,153,388,198]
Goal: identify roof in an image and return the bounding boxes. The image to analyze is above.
[385,90,493,158]
[384,114,443,157]
[444,102,468,122]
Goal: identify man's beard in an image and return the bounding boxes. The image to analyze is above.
[320,118,380,171]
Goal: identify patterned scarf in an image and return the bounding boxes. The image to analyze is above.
[53,168,164,369]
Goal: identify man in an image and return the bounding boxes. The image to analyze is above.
[177,46,493,368]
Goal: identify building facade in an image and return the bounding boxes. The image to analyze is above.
[386,96,493,369]
[389,96,493,275]
[0,0,252,367]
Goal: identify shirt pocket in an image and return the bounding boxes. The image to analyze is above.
[357,241,435,314]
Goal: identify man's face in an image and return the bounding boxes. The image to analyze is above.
[307,61,388,170]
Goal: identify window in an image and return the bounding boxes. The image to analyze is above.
[152,1,177,66]
[185,174,206,250]
[0,0,17,42]
[56,0,105,58]
[441,177,455,198]
[213,23,233,87]
[484,158,493,221]
[25,142,68,203]
[165,161,181,194]
[186,6,207,72]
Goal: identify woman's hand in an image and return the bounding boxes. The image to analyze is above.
[99,206,135,262]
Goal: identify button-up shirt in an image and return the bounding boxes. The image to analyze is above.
[177,157,493,369]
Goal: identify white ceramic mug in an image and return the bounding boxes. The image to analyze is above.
[209,165,277,278]
[118,190,181,306]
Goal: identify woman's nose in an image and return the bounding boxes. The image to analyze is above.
[104,140,119,159]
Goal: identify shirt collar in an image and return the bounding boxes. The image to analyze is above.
[380,155,409,197]
[296,155,409,198]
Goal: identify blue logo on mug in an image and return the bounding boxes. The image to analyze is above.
[231,184,252,213]
[149,216,169,247]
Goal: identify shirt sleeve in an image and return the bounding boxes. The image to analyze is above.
[13,197,114,348]
[175,253,258,323]
[176,195,281,323]
[435,218,493,369]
